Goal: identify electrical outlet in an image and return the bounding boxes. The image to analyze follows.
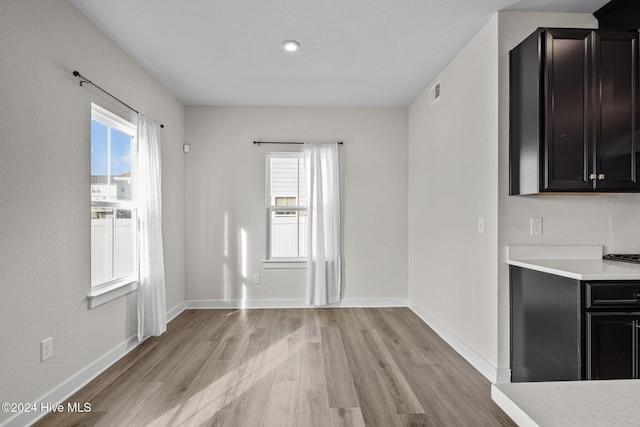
[530,217,543,236]
[41,337,53,362]
[252,273,260,284]
[477,217,485,234]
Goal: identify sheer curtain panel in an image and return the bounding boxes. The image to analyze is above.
[137,114,166,341]
[304,142,342,306]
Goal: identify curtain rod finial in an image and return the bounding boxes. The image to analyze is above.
[73,70,89,86]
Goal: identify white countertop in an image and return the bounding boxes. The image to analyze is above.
[507,245,640,280]
[499,245,640,426]
[492,380,640,427]
[507,258,640,280]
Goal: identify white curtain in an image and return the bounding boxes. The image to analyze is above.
[137,114,166,341]
[305,142,342,306]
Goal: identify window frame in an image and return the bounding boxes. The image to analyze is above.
[264,152,308,265]
[88,104,139,308]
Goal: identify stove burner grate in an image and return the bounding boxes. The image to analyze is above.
[603,254,640,264]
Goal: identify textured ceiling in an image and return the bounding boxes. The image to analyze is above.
[69,0,610,108]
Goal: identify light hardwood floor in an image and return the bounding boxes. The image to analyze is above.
[36,308,514,426]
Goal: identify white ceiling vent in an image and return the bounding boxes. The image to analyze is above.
[429,81,441,106]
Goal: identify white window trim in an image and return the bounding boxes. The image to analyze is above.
[264,152,308,265]
[92,103,136,135]
[88,275,138,308]
[262,259,306,269]
[89,103,138,308]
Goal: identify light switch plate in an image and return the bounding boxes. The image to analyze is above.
[478,217,485,234]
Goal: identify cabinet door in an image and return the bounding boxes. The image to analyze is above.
[543,30,594,191]
[511,266,582,382]
[593,31,640,191]
[587,314,638,380]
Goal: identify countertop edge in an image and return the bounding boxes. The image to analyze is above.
[506,245,640,281]
[490,384,538,427]
[507,259,583,280]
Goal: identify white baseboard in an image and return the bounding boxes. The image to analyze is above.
[409,303,506,384]
[333,298,409,308]
[184,298,410,309]
[186,299,307,309]
[166,300,186,322]
[495,367,512,384]
[1,335,141,427]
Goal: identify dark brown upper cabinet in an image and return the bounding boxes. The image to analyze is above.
[595,0,640,31]
[509,28,640,195]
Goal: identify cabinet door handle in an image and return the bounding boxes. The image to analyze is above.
[589,174,597,180]
[598,174,605,180]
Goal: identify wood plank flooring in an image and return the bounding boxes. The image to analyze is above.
[35,308,514,427]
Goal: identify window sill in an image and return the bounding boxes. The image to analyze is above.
[88,277,138,309]
[262,260,307,269]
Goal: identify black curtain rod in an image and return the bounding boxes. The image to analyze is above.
[72,70,165,129]
[253,141,343,146]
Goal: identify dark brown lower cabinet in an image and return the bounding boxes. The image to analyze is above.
[510,266,640,382]
[587,314,640,379]
[510,266,583,382]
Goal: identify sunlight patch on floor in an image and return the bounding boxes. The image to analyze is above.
[148,330,303,426]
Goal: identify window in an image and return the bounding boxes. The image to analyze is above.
[90,104,138,290]
[266,153,307,260]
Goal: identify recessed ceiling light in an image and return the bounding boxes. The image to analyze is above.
[282,40,300,52]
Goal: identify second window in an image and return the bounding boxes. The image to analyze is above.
[266,152,307,260]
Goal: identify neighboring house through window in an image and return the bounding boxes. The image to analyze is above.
[275,196,297,216]
[266,152,307,260]
[90,104,138,289]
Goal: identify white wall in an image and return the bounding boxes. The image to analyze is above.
[408,16,500,369]
[496,12,640,369]
[185,107,408,304]
[0,1,185,423]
